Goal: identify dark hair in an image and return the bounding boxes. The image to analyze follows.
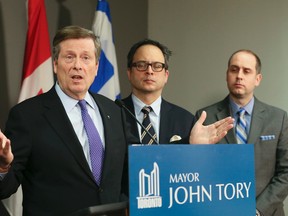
[127,39,172,69]
[52,25,101,61]
[228,49,262,73]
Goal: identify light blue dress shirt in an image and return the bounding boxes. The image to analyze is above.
[55,83,105,169]
[131,94,161,141]
[1,84,105,179]
[229,96,254,136]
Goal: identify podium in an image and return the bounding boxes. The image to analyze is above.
[69,201,128,216]
[128,144,255,216]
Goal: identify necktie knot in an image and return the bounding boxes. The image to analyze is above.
[78,100,87,111]
[238,108,246,117]
[142,106,152,114]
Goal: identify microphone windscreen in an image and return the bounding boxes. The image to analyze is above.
[115,99,124,108]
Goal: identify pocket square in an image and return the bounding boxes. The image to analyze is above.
[260,135,275,141]
[169,135,182,142]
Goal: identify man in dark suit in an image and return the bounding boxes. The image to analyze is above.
[0,25,133,216]
[121,39,232,196]
[0,27,234,215]
[123,39,194,144]
[194,49,288,216]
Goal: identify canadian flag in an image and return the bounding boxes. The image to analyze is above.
[2,0,53,215]
[18,0,54,103]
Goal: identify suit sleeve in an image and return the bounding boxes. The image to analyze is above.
[0,106,30,198]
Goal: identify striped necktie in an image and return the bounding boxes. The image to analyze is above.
[236,108,247,144]
[141,106,157,145]
[79,100,104,185]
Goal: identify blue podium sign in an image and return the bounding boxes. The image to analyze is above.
[128,144,255,216]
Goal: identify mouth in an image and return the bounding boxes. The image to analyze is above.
[235,83,243,87]
[144,78,155,83]
[72,75,83,80]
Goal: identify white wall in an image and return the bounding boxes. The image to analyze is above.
[148,0,288,213]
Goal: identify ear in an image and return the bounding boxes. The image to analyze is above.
[255,73,262,86]
[94,61,99,77]
[164,69,169,83]
[127,68,132,80]
[53,60,57,74]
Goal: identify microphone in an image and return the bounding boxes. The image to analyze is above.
[115,99,159,145]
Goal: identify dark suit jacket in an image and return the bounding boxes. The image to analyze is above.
[194,96,288,216]
[122,95,194,144]
[121,95,194,196]
[0,87,129,216]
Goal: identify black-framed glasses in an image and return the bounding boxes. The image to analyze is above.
[131,61,166,72]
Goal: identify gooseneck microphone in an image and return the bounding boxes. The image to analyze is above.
[115,99,159,145]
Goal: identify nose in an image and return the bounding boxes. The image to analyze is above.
[237,70,244,79]
[73,58,82,70]
[145,64,154,73]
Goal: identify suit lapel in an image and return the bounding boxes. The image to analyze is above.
[90,94,116,183]
[216,97,237,144]
[122,95,141,142]
[247,99,265,144]
[42,89,95,182]
[159,99,171,143]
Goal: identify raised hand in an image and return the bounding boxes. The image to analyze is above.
[189,111,234,144]
[0,130,13,172]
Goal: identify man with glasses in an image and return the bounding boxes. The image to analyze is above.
[120,39,234,196]
[122,39,194,145]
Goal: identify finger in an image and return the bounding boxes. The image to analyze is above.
[0,134,6,149]
[216,122,234,138]
[3,139,11,153]
[214,116,234,128]
[196,111,207,125]
[0,133,10,149]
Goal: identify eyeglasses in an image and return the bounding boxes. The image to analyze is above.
[131,61,166,72]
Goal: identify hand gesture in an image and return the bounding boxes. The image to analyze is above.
[0,130,13,171]
[189,111,234,144]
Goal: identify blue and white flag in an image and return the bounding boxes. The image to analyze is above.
[91,0,121,100]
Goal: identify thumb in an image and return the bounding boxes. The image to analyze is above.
[197,111,207,125]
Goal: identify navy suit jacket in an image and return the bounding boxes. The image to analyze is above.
[122,95,194,144]
[0,87,130,216]
[194,96,288,216]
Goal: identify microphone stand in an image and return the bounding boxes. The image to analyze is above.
[115,99,159,145]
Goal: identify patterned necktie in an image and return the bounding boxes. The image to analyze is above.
[236,108,247,144]
[141,106,157,145]
[78,100,104,185]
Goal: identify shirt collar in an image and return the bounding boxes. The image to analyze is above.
[55,83,96,112]
[131,94,161,116]
[229,96,254,116]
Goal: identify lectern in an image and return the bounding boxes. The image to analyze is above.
[69,201,128,216]
[128,144,256,216]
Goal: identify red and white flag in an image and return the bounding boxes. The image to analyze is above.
[18,0,54,103]
[3,0,53,215]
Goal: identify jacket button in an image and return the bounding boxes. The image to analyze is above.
[99,187,104,192]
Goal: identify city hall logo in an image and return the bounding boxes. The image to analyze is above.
[137,162,162,209]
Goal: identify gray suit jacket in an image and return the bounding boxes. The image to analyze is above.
[194,96,288,216]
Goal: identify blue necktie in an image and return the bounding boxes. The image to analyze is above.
[141,106,157,145]
[236,108,247,144]
[79,100,104,185]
